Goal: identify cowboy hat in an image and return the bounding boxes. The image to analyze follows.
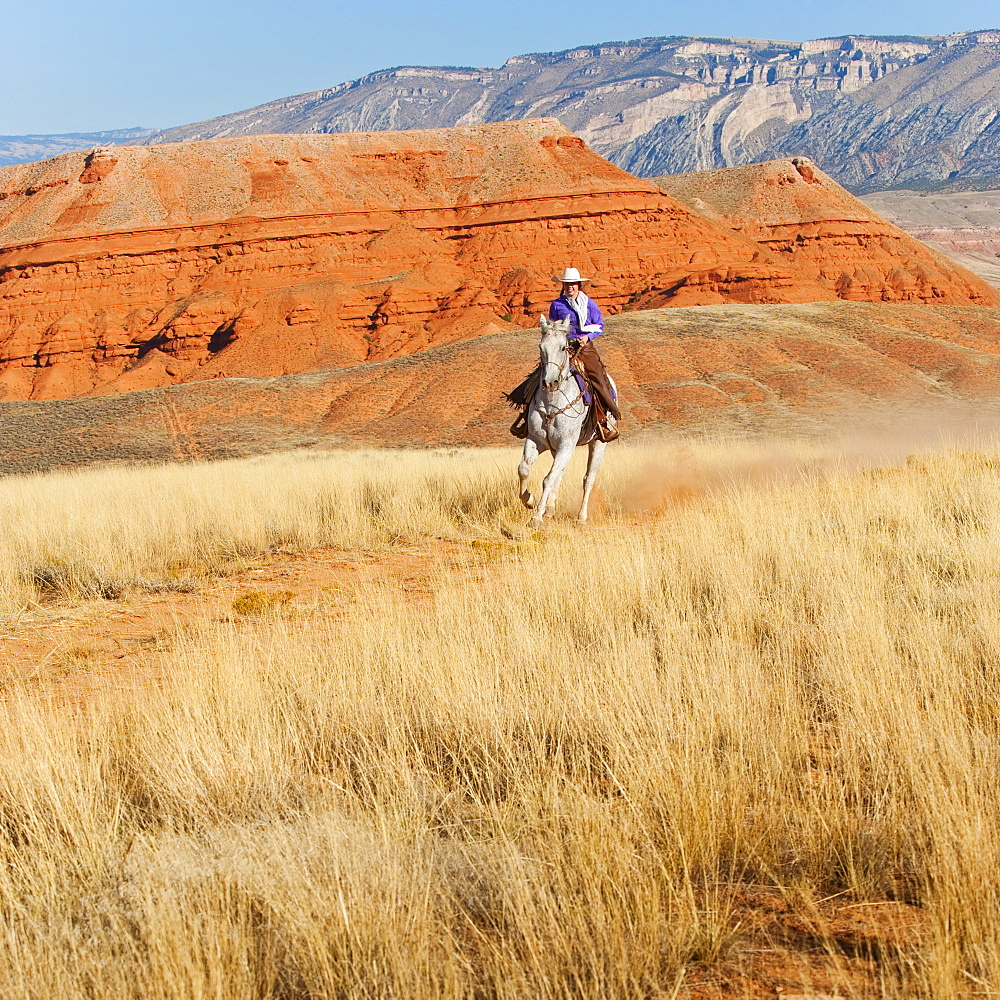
[551,267,591,284]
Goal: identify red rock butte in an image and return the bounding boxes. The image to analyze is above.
[654,158,998,306]
[0,120,996,401]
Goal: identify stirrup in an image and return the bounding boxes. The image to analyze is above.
[509,411,529,439]
[596,414,619,442]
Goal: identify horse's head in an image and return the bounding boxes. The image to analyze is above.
[539,316,572,392]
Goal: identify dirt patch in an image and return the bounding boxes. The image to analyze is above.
[680,887,925,998]
[0,540,474,689]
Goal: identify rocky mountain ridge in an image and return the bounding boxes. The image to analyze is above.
[137,31,1000,191]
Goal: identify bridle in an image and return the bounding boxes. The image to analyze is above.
[542,352,569,388]
[542,336,581,389]
[540,337,583,426]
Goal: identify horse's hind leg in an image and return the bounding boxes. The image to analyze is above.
[578,439,607,523]
[529,442,574,528]
[518,437,540,508]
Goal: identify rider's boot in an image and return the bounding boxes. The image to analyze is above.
[509,409,529,439]
[589,395,619,442]
[596,413,619,442]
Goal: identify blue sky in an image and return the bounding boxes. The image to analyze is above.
[3,0,998,135]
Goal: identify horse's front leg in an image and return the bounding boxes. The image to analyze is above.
[578,438,607,523]
[546,473,561,516]
[518,436,541,508]
[529,441,575,528]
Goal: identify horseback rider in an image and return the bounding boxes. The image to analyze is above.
[548,267,620,437]
[505,266,620,441]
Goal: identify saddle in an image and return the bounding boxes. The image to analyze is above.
[505,365,617,442]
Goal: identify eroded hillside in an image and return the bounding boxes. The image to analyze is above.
[654,158,997,302]
[860,187,1000,289]
[3,301,1000,474]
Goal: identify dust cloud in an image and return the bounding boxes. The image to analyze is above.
[614,402,1000,516]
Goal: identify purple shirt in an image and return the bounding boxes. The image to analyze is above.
[548,294,604,340]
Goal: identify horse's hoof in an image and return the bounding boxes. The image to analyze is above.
[519,490,535,509]
[527,516,543,529]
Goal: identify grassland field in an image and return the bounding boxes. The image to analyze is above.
[3,438,1000,998]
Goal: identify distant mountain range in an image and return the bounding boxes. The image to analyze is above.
[3,31,1000,192]
[0,128,156,169]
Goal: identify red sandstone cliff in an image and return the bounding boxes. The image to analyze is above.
[653,158,1000,308]
[0,120,820,401]
[0,126,996,403]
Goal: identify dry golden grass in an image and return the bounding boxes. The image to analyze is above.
[0,441,856,614]
[2,438,1000,997]
[0,448,540,616]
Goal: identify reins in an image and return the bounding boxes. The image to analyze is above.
[542,387,584,426]
[540,343,585,427]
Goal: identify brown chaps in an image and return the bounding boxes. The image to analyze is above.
[573,341,620,420]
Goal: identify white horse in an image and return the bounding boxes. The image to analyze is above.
[518,316,615,528]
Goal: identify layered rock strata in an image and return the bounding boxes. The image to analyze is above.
[1,126,996,403]
[0,120,833,401]
[858,187,1000,288]
[3,302,1000,474]
[654,159,1000,305]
